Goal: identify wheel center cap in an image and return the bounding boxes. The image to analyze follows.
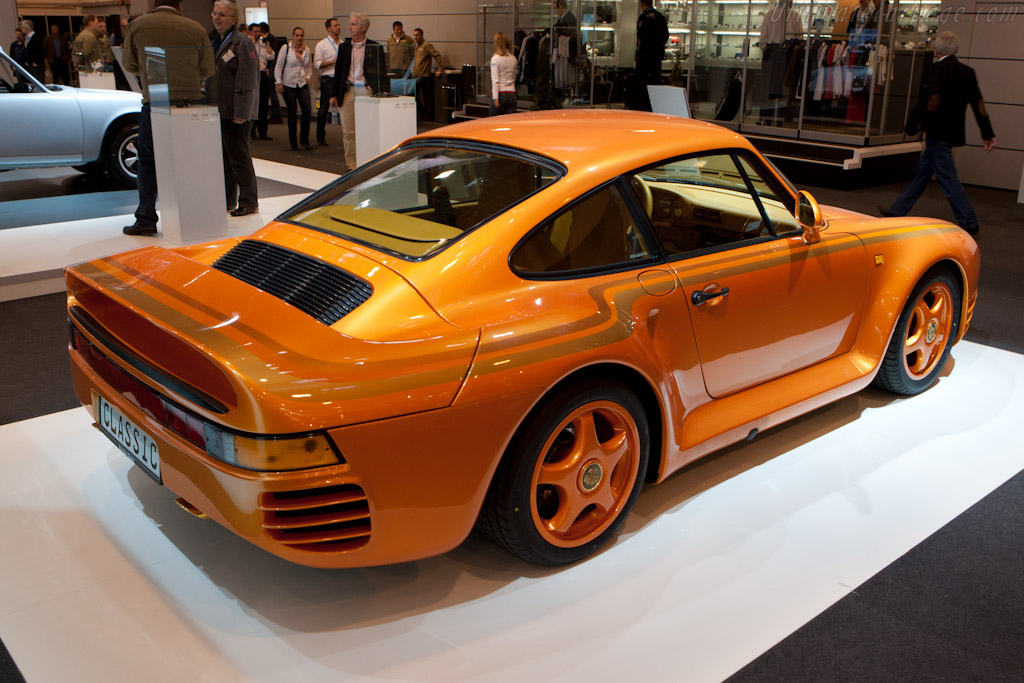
[926,320,938,344]
[580,462,603,492]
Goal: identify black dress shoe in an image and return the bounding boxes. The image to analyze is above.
[290,144,299,150]
[303,143,313,151]
[259,135,273,141]
[230,206,259,217]
[963,225,980,236]
[123,223,157,236]
[318,140,328,146]
[878,204,897,217]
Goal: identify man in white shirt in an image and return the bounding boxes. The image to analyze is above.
[313,17,342,146]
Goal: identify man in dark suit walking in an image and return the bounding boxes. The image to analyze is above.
[881,31,996,236]
[328,12,382,171]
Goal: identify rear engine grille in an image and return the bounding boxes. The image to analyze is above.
[212,240,372,325]
[259,484,371,553]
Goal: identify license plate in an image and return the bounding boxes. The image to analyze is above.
[96,393,162,483]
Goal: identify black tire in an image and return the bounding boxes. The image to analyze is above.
[103,123,140,188]
[477,380,649,565]
[873,270,962,395]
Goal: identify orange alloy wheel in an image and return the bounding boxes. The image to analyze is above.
[529,400,642,549]
[902,280,955,380]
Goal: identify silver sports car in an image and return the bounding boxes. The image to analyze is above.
[1,46,142,186]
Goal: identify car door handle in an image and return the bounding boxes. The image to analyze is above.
[691,287,730,306]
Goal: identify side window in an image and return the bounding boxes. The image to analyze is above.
[633,153,771,258]
[511,183,651,275]
[735,156,801,235]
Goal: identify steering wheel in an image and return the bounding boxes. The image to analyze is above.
[630,175,653,218]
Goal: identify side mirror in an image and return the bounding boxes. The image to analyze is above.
[796,190,823,244]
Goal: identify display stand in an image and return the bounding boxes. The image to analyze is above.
[354,95,416,167]
[150,105,227,245]
[648,85,691,118]
[78,71,117,90]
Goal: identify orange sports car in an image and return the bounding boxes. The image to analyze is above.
[66,111,979,567]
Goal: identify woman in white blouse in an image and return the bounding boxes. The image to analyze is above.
[489,33,517,116]
[274,27,313,150]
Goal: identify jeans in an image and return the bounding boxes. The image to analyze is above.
[282,85,311,147]
[889,138,979,231]
[489,92,517,116]
[133,103,158,227]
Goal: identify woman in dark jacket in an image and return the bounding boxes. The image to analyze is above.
[212,0,260,216]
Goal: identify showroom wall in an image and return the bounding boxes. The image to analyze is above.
[232,0,480,70]
[942,0,1024,192]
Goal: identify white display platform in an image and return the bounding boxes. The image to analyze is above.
[0,159,339,302]
[354,95,417,167]
[77,71,117,90]
[1,341,1023,682]
[151,105,228,246]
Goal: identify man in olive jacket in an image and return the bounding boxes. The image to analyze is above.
[121,0,214,235]
[73,16,103,72]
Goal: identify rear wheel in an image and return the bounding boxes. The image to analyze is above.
[478,381,648,565]
[874,271,961,395]
[103,123,140,187]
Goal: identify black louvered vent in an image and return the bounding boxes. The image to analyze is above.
[212,240,372,325]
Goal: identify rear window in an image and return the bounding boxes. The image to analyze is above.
[283,144,562,258]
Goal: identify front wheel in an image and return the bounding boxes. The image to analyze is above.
[478,381,649,565]
[104,123,140,188]
[873,271,962,395]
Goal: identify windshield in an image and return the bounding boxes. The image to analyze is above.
[283,144,562,258]
[0,50,46,93]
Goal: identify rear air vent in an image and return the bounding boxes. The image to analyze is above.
[259,484,371,553]
[212,240,372,325]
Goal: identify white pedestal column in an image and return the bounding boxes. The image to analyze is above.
[78,72,117,90]
[151,105,228,245]
[354,95,417,167]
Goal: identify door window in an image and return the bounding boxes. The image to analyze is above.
[629,152,796,258]
[511,183,652,276]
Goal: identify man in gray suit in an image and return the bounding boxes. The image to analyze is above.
[211,0,259,216]
[121,0,214,235]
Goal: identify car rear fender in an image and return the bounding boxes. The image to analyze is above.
[65,244,480,434]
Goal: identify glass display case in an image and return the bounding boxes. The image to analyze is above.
[475,0,935,145]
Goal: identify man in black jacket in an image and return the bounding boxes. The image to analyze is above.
[627,0,668,111]
[881,31,996,236]
[328,12,382,171]
[20,20,46,82]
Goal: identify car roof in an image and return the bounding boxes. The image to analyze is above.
[413,110,756,175]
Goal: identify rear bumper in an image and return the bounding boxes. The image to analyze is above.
[70,343,533,568]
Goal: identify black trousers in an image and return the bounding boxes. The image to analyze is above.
[316,75,334,143]
[50,57,70,85]
[282,85,311,147]
[221,118,258,210]
[252,72,270,138]
[133,103,158,227]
